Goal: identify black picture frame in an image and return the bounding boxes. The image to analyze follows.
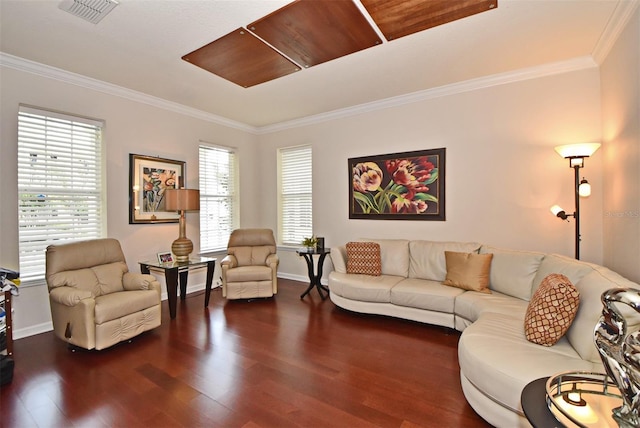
[349,148,446,221]
[129,154,185,224]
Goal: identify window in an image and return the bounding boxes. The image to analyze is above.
[199,144,238,252]
[17,106,105,286]
[278,145,312,246]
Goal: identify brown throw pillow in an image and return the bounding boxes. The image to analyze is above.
[346,242,382,276]
[442,251,493,293]
[524,273,580,346]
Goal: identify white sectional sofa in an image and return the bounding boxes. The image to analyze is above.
[328,239,640,428]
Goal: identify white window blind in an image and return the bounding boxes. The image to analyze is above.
[17,106,105,286]
[278,145,312,246]
[199,144,238,252]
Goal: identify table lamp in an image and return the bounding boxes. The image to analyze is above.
[165,188,200,262]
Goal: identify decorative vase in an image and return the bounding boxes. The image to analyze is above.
[594,288,640,427]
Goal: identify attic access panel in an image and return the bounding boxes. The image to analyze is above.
[248,0,382,69]
[361,0,498,41]
[182,28,300,88]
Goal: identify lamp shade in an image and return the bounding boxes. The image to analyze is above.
[165,188,200,211]
[554,143,601,159]
[579,179,592,197]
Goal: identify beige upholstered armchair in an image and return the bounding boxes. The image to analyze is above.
[45,238,162,350]
[221,229,279,299]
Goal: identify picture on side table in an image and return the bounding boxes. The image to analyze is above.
[129,154,185,224]
[349,148,446,221]
[157,252,174,264]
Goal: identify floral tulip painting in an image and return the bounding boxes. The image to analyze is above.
[349,149,445,220]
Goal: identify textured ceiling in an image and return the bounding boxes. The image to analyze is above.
[0,0,626,128]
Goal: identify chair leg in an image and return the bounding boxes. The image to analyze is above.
[67,343,81,352]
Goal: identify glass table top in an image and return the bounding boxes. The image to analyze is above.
[546,371,623,428]
[139,256,216,270]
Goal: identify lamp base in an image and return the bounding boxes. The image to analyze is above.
[171,237,193,262]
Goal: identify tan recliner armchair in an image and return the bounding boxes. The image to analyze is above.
[221,229,279,299]
[45,238,162,350]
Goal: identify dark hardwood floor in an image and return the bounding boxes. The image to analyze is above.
[1,279,491,428]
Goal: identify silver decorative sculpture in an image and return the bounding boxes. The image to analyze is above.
[594,288,640,427]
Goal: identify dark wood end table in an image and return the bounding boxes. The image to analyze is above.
[139,256,216,319]
[297,248,331,299]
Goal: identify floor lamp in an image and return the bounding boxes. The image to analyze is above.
[165,188,200,262]
[550,143,600,260]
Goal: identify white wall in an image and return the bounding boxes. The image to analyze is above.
[1,55,625,338]
[0,66,260,337]
[258,68,604,278]
[601,7,640,283]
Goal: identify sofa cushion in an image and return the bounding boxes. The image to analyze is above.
[327,271,402,303]
[229,246,272,267]
[409,240,481,281]
[226,265,272,282]
[47,262,127,297]
[443,252,492,293]
[390,278,464,312]
[531,254,593,297]
[524,274,580,346]
[458,312,596,415]
[480,246,544,301]
[359,239,410,277]
[94,289,160,324]
[454,290,529,328]
[346,242,381,276]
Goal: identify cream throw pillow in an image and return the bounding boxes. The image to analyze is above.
[442,251,493,293]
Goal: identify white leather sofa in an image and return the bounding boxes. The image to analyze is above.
[328,239,640,427]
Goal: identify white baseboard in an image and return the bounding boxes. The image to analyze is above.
[277,273,328,286]
[14,321,53,340]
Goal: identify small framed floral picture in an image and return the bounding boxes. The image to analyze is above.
[157,252,174,264]
[129,154,185,224]
[349,148,445,221]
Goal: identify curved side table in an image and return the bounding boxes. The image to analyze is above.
[297,248,331,299]
[521,377,564,428]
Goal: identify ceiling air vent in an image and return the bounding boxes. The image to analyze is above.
[59,0,119,24]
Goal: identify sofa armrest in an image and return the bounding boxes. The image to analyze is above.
[330,245,347,273]
[221,255,237,298]
[123,272,160,293]
[49,286,93,307]
[221,255,237,269]
[266,254,279,294]
[266,253,279,268]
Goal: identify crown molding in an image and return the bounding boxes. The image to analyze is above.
[1,52,598,136]
[0,52,258,134]
[592,0,639,64]
[257,56,598,134]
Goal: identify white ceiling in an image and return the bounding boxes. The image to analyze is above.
[0,0,630,129]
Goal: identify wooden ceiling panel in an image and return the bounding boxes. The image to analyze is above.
[361,0,498,41]
[248,0,382,69]
[182,28,300,88]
